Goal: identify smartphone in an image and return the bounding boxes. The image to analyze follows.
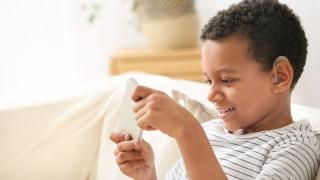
[115,77,143,139]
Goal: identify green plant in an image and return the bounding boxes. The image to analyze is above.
[81,2,104,23]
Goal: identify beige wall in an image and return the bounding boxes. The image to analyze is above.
[0,0,319,108]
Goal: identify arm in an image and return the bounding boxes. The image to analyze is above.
[132,86,227,180]
[174,119,227,180]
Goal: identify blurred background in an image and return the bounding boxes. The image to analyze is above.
[0,0,319,108]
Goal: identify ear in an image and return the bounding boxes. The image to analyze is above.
[271,56,293,93]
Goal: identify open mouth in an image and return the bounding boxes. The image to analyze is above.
[217,107,236,118]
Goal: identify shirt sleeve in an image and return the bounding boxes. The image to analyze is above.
[256,139,320,180]
[165,159,188,180]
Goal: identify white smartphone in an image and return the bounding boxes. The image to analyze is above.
[115,77,143,139]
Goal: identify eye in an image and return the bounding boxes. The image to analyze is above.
[221,78,235,84]
[204,79,212,85]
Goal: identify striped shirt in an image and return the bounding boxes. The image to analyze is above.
[166,119,320,180]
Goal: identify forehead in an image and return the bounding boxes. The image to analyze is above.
[201,36,262,75]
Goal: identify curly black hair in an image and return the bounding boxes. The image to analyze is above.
[201,0,307,89]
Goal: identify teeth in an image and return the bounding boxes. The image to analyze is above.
[219,107,234,114]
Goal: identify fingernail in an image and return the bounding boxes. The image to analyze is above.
[121,133,127,140]
[135,138,141,148]
[120,132,126,140]
[124,134,130,141]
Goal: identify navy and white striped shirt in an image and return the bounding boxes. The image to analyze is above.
[166,119,320,180]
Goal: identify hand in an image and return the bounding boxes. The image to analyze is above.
[109,131,157,180]
[132,86,199,138]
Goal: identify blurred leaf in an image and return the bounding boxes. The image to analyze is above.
[89,14,96,23]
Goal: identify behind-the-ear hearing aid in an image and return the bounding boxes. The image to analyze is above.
[272,76,279,84]
[272,56,286,84]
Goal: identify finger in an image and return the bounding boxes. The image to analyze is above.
[119,160,145,174]
[114,138,142,156]
[135,96,160,123]
[134,105,157,131]
[138,138,153,152]
[136,112,157,131]
[134,101,148,121]
[116,151,143,164]
[114,145,120,156]
[132,97,147,113]
[133,91,163,113]
[132,86,159,102]
[117,140,139,152]
[109,131,132,144]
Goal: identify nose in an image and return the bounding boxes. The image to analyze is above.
[207,84,224,103]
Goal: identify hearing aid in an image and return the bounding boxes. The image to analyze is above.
[272,56,287,84]
[272,76,279,84]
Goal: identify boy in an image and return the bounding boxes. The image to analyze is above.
[110,0,320,179]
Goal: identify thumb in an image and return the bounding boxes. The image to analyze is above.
[134,138,142,150]
[134,138,151,151]
[134,138,153,160]
[132,86,160,102]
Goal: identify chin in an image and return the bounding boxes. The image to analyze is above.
[223,118,247,131]
[223,122,239,131]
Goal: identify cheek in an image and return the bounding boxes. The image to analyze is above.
[230,82,272,111]
[235,86,273,118]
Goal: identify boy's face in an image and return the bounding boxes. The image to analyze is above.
[201,36,277,132]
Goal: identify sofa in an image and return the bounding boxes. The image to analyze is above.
[1,72,319,180]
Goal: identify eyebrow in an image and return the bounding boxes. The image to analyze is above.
[203,68,238,76]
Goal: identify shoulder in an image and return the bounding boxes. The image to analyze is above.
[261,120,320,179]
[260,120,320,156]
[261,137,320,179]
[270,120,320,148]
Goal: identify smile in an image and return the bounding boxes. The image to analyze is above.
[217,107,236,118]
